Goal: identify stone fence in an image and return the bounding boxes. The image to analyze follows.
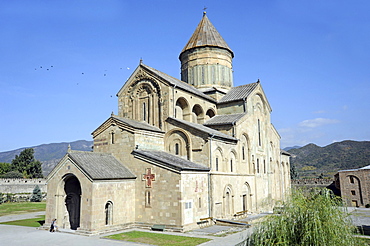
[291,178,333,186]
[0,178,47,194]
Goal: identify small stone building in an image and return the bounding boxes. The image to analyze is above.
[335,165,370,207]
[46,12,291,234]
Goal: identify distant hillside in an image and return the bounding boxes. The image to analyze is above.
[289,140,370,179]
[0,140,93,176]
[283,146,302,151]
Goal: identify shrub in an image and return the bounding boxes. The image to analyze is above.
[243,188,365,246]
[30,185,42,202]
[0,171,23,178]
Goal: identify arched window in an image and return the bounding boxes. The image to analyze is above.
[175,143,179,155]
[110,131,115,144]
[175,98,190,121]
[105,201,113,225]
[258,119,261,146]
[229,151,236,173]
[142,102,147,122]
[166,130,190,160]
[216,157,219,171]
[205,109,215,120]
[257,158,260,173]
[192,104,204,124]
[145,191,151,207]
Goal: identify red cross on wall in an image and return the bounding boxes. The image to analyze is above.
[143,168,155,188]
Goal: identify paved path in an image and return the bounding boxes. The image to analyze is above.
[0,212,253,246]
[0,211,45,223]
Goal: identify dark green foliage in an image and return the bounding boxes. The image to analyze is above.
[244,189,365,246]
[289,141,370,178]
[290,164,299,179]
[11,148,43,178]
[0,193,4,204]
[0,170,23,178]
[0,162,11,175]
[30,185,42,202]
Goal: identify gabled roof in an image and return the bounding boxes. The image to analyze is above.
[112,115,163,133]
[181,12,233,57]
[280,149,291,156]
[68,151,136,180]
[141,64,216,103]
[132,149,210,172]
[204,113,245,126]
[218,82,259,104]
[166,117,237,142]
[92,115,164,137]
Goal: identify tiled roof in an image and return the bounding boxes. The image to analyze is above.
[166,117,237,142]
[218,82,259,104]
[204,113,245,126]
[181,13,233,57]
[280,150,291,156]
[68,151,136,180]
[141,64,216,103]
[132,150,210,172]
[339,164,370,172]
[112,115,163,133]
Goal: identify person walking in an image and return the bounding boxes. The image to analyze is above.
[49,219,58,232]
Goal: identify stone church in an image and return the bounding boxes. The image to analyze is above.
[46,12,291,234]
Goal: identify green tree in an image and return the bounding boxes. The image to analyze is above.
[30,185,43,202]
[244,189,365,246]
[0,171,23,178]
[11,148,43,178]
[0,162,11,175]
[290,164,299,179]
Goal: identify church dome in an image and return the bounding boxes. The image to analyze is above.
[180,12,234,57]
[179,12,234,90]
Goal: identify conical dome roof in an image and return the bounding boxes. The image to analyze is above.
[180,12,233,57]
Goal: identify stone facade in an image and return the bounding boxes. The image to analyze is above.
[335,166,370,207]
[46,12,290,234]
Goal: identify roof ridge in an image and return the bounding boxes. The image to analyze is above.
[140,63,216,102]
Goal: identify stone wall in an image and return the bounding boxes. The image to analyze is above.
[291,178,333,186]
[0,178,47,194]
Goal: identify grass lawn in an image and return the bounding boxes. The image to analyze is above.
[0,202,46,217]
[0,215,45,227]
[105,230,211,246]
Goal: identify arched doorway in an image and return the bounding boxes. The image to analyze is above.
[242,182,251,212]
[223,185,233,217]
[64,175,81,230]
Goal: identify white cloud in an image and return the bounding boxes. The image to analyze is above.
[298,118,339,128]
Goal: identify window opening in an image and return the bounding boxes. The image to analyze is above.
[175,143,179,155]
[258,119,261,146]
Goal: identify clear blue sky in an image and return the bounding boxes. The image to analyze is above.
[1,0,369,152]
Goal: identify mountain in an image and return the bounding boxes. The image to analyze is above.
[0,140,93,176]
[1,139,369,179]
[283,146,302,151]
[289,140,370,179]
